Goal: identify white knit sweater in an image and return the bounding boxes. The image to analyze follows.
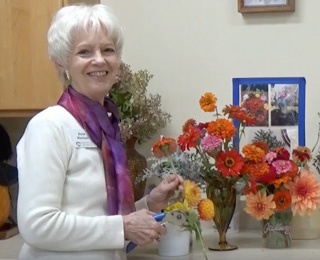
[17,105,148,260]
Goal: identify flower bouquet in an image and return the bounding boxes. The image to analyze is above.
[174,92,256,251]
[242,144,320,248]
[149,136,214,260]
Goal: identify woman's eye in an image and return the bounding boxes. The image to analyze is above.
[78,49,90,55]
[103,48,115,54]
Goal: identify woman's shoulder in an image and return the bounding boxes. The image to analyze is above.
[28,105,77,128]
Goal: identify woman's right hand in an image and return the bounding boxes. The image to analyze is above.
[122,209,166,246]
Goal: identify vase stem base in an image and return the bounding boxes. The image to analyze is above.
[208,242,238,251]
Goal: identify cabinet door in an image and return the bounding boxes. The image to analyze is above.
[63,0,100,5]
[0,0,63,114]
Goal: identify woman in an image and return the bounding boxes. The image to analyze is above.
[17,4,183,260]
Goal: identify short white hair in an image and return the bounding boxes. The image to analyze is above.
[47,4,123,68]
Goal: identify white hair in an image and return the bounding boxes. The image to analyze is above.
[47,4,123,68]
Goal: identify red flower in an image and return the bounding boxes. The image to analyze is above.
[178,126,201,151]
[216,150,244,177]
[273,147,290,160]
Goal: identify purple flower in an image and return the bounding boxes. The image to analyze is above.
[200,134,222,153]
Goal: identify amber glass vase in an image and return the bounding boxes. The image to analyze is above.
[124,137,147,201]
[206,179,238,251]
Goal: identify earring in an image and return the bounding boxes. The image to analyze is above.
[63,70,71,84]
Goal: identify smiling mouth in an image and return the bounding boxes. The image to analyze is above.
[88,71,108,77]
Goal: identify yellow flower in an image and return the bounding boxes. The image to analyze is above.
[184,180,201,206]
[165,200,190,212]
[198,198,214,220]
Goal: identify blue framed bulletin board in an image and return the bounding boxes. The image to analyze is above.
[232,77,305,151]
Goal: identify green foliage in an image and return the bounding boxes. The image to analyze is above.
[109,62,172,144]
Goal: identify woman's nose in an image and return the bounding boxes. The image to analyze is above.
[92,51,106,64]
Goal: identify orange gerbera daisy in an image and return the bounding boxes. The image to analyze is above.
[152,136,177,158]
[199,92,217,112]
[197,198,215,220]
[206,118,236,140]
[244,192,276,220]
[242,144,265,163]
[273,190,291,210]
[287,168,320,216]
[184,180,201,206]
[216,150,244,177]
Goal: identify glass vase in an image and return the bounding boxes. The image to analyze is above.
[263,209,292,248]
[206,179,238,251]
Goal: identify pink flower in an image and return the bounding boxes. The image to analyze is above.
[200,134,222,153]
[287,168,320,216]
[272,160,292,174]
[265,152,277,163]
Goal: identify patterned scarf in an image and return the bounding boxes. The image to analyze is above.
[58,86,135,215]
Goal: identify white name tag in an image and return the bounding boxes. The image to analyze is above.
[71,129,97,148]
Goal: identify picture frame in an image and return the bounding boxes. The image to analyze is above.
[238,0,295,14]
[232,77,305,152]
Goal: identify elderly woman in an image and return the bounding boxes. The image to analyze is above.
[16,4,183,260]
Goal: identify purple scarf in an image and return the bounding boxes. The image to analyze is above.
[58,86,135,215]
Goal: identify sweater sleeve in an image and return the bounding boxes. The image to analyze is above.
[17,115,125,251]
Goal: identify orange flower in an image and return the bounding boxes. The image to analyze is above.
[252,141,269,153]
[216,150,244,177]
[242,144,265,163]
[198,198,214,220]
[241,162,269,177]
[273,190,291,210]
[152,136,177,158]
[184,180,201,206]
[206,118,236,141]
[199,92,217,112]
[287,168,320,216]
[244,192,276,220]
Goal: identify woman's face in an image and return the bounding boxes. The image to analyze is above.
[67,28,120,103]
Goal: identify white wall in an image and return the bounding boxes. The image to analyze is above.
[102,0,320,157]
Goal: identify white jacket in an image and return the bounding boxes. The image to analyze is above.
[17,105,148,260]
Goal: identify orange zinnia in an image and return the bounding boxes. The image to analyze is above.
[206,118,236,141]
[152,136,177,158]
[199,92,217,112]
[242,144,265,163]
[273,190,291,210]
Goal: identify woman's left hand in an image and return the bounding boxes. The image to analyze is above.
[146,174,184,212]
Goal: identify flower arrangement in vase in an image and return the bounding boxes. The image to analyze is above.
[146,136,215,260]
[242,144,320,248]
[142,92,256,251]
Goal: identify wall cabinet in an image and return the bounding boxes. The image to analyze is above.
[0,0,100,117]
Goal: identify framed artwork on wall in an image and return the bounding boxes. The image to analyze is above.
[232,77,305,153]
[238,0,295,13]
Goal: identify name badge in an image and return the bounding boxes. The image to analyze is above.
[71,129,97,148]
